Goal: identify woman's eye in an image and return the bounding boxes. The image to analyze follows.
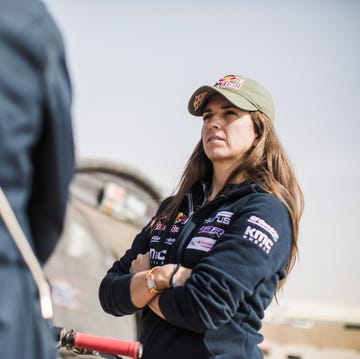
[225,111,238,117]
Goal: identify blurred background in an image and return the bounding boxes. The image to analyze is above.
[42,1,360,358]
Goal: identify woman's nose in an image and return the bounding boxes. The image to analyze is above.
[206,117,220,129]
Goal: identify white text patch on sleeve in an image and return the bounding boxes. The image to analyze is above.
[186,237,216,252]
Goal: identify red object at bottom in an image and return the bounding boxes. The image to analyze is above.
[74,332,141,358]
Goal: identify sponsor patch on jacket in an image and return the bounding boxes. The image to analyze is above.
[198,225,224,238]
[242,216,279,254]
[247,215,279,240]
[165,237,175,245]
[154,222,167,231]
[170,225,180,233]
[175,212,187,224]
[150,235,161,243]
[150,248,167,264]
[204,211,233,225]
[186,236,216,252]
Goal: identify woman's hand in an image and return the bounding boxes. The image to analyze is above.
[128,256,193,312]
[130,252,150,273]
[173,266,192,286]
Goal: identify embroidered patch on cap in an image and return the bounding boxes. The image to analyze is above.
[214,75,245,90]
[193,91,207,111]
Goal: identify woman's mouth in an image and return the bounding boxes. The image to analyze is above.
[207,135,224,143]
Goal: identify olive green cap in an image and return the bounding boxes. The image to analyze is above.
[188,74,275,121]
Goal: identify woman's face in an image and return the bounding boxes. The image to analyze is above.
[201,94,257,168]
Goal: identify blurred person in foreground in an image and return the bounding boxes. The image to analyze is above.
[99,74,304,359]
[0,0,74,357]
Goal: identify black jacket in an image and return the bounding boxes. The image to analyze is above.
[0,0,74,264]
[0,1,74,358]
[99,181,292,359]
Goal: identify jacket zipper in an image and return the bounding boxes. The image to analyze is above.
[175,192,226,263]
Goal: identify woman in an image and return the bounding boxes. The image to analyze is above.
[99,74,304,359]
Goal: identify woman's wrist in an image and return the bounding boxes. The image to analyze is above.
[145,266,164,294]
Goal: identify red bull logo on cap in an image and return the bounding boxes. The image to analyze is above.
[214,75,245,90]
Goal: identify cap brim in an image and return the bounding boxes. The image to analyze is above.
[188,86,258,116]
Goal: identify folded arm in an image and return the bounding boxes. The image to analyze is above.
[129,252,192,318]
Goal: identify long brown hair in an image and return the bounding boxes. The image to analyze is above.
[155,111,304,287]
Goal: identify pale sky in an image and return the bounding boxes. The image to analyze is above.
[45,0,360,309]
